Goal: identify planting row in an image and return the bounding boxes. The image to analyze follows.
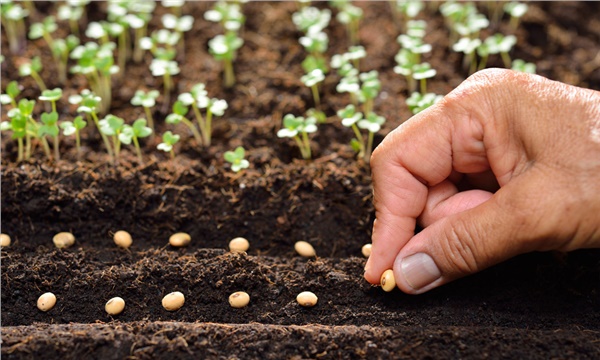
[2,0,533,166]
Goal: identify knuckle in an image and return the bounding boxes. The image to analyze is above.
[439,218,483,275]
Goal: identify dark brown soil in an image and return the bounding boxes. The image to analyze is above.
[2,1,600,359]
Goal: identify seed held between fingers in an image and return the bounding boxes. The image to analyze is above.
[229,237,250,253]
[113,231,133,248]
[294,241,316,257]
[105,297,125,315]
[296,291,318,307]
[381,269,396,292]
[37,292,57,312]
[169,232,191,247]
[162,291,185,311]
[361,244,372,258]
[229,291,250,308]
[53,232,75,249]
[1,233,11,247]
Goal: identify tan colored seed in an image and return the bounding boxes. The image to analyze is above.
[169,232,191,247]
[228,291,250,308]
[296,291,318,307]
[113,230,132,248]
[53,232,75,249]
[229,237,250,253]
[361,244,372,258]
[37,292,57,312]
[1,233,11,247]
[294,241,316,257]
[162,291,185,311]
[105,297,125,315]
[381,269,396,292]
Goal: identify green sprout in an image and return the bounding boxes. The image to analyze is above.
[504,1,528,30]
[1,81,21,109]
[406,92,443,115]
[277,114,318,160]
[39,111,61,161]
[162,0,186,17]
[406,19,427,38]
[166,100,203,147]
[1,1,29,54]
[127,1,156,63]
[119,118,153,163]
[60,115,87,159]
[453,12,489,39]
[301,69,325,108]
[299,31,329,60]
[358,70,381,116]
[57,0,90,37]
[39,88,63,113]
[357,112,385,161]
[157,131,180,159]
[69,89,113,160]
[204,1,246,33]
[482,34,517,68]
[99,114,125,163]
[224,146,250,173]
[330,0,363,45]
[51,35,80,84]
[149,58,180,110]
[337,104,365,157]
[130,89,160,130]
[292,6,331,34]
[162,13,194,54]
[28,16,57,49]
[412,63,436,94]
[512,59,536,74]
[453,37,482,74]
[19,56,47,91]
[208,32,244,88]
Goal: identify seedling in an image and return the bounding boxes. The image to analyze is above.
[157,131,180,159]
[1,1,29,54]
[105,297,125,315]
[1,81,21,109]
[119,118,153,163]
[380,269,396,292]
[301,69,325,108]
[127,2,156,63]
[337,104,364,157]
[512,59,536,74]
[162,291,185,311]
[406,92,443,115]
[19,56,47,91]
[504,1,528,30]
[2,98,52,161]
[292,6,331,34]
[208,32,244,88]
[113,230,133,248]
[229,292,250,308]
[99,114,125,162]
[162,13,194,54]
[38,112,61,161]
[130,90,160,130]
[294,241,316,257]
[453,12,489,39]
[204,1,246,32]
[39,88,63,113]
[57,1,87,37]
[482,33,517,68]
[28,16,57,49]
[296,291,318,307]
[358,70,381,116]
[406,19,427,38]
[357,112,385,161]
[162,0,186,17]
[224,146,250,173]
[453,37,482,74]
[69,89,113,160]
[169,232,191,247]
[60,116,87,159]
[299,31,329,60]
[412,63,436,94]
[229,237,250,253]
[53,232,75,248]
[394,0,424,27]
[150,58,180,109]
[51,35,80,84]
[166,101,203,147]
[277,114,318,160]
[37,292,57,312]
[331,0,363,45]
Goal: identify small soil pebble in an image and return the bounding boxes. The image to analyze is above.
[113,231,132,248]
[105,297,125,315]
[53,232,75,249]
[162,291,185,311]
[169,233,191,247]
[296,291,318,307]
[381,269,396,292]
[228,291,250,308]
[1,233,11,247]
[294,241,316,257]
[229,237,250,253]
[37,292,57,312]
[361,244,372,258]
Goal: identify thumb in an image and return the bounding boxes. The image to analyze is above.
[392,174,551,294]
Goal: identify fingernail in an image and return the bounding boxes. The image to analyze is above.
[400,253,441,290]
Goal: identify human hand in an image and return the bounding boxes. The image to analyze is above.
[364,69,600,294]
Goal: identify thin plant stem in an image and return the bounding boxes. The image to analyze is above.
[501,52,512,68]
[204,110,213,147]
[91,111,114,160]
[144,106,154,130]
[17,137,24,162]
[181,117,203,147]
[478,55,488,71]
[53,135,60,161]
[365,131,374,162]
[351,123,365,157]
[302,131,312,159]
[420,79,427,95]
[25,133,31,160]
[224,58,235,88]
[31,71,47,91]
[41,136,52,160]
[311,84,321,108]
[170,149,175,159]
[293,135,307,160]
[132,135,143,163]
[75,130,81,160]
[192,104,206,140]
[163,73,172,110]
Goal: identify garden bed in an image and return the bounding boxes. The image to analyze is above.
[2,1,600,359]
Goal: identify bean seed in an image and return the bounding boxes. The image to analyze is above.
[37,292,57,312]
[113,231,132,248]
[1,233,11,247]
[53,232,75,249]
[169,232,191,247]
[105,297,125,315]
[162,291,185,311]
[381,269,396,292]
[296,291,318,307]
[228,291,250,308]
[229,237,249,253]
[361,244,372,258]
[294,241,316,257]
